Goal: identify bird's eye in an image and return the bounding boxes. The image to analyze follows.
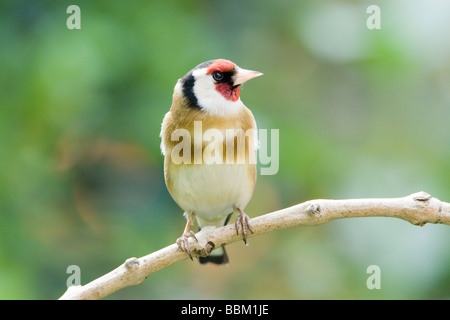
[212,71,224,81]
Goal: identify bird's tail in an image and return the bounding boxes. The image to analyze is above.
[197,213,233,265]
[198,246,229,265]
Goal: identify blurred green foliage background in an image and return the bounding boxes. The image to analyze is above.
[0,0,449,299]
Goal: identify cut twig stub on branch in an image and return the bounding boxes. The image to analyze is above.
[306,203,321,216]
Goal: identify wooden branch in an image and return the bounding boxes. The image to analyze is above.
[59,191,450,300]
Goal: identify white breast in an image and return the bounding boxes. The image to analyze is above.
[169,163,254,225]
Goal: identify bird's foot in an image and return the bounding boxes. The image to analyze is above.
[176,230,198,260]
[235,208,253,244]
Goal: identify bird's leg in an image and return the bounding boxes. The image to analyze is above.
[235,208,253,244]
[176,212,198,260]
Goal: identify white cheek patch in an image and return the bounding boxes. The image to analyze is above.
[192,69,244,117]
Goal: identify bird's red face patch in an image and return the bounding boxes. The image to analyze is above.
[206,59,240,102]
[215,83,240,102]
[206,59,236,75]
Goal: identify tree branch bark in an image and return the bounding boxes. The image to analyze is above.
[59,191,450,300]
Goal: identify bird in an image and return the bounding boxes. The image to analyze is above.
[160,59,263,264]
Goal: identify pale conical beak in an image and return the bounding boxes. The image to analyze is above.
[233,68,263,86]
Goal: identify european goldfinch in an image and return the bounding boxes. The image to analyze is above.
[160,59,263,264]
